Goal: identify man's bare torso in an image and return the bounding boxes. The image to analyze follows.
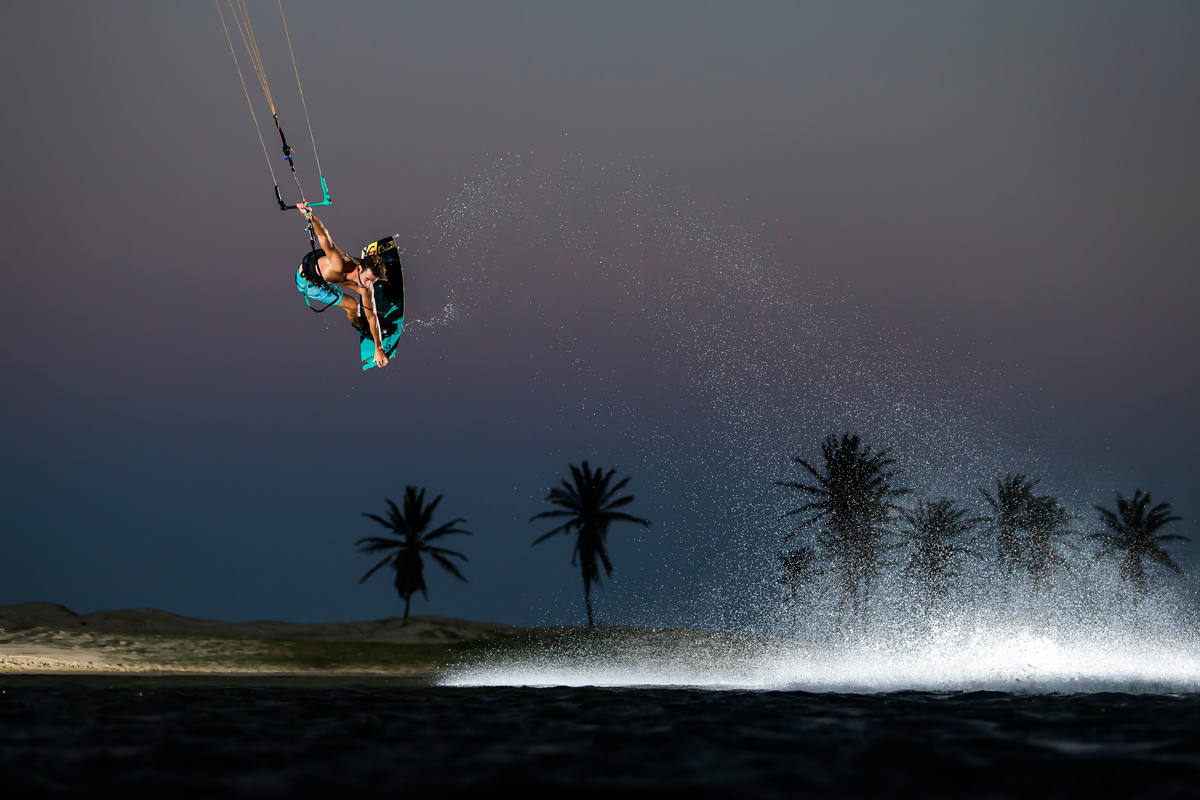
[318,255,365,295]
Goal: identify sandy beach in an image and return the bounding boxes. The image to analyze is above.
[0,602,521,675]
[0,602,777,678]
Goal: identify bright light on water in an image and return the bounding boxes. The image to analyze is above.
[442,627,1200,694]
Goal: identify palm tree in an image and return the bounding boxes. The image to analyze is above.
[778,547,824,636]
[776,433,909,630]
[1022,493,1077,596]
[979,474,1039,600]
[1089,490,1187,612]
[531,461,651,626]
[896,499,983,621]
[356,486,472,619]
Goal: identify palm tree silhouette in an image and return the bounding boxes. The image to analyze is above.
[979,474,1039,600]
[356,486,472,619]
[776,433,909,631]
[531,461,651,626]
[1089,490,1187,613]
[1022,493,1077,597]
[896,499,983,621]
[778,547,824,636]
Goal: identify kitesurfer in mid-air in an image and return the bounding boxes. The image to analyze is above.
[294,202,389,368]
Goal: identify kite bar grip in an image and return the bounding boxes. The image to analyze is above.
[275,177,331,211]
[305,176,332,207]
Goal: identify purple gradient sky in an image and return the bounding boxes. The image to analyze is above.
[0,1,1197,627]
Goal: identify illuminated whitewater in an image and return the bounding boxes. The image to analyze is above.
[442,626,1200,693]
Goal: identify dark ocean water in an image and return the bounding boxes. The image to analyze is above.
[2,677,1199,799]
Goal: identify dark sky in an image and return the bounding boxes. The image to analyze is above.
[1,1,1197,628]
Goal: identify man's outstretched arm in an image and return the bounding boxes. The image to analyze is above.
[297,203,348,268]
[361,287,389,367]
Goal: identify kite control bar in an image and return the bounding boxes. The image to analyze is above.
[275,172,332,211]
[274,176,331,211]
[272,114,331,212]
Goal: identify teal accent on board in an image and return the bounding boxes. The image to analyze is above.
[360,307,404,370]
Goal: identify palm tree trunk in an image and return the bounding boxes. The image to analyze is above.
[1001,571,1011,619]
[836,583,846,637]
[1131,562,1146,632]
[403,595,411,619]
[790,585,798,637]
[862,577,871,633]
[584,576,594,627]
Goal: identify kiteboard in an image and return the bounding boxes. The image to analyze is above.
[358,235,405,370]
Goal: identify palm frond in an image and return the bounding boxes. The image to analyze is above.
[606,511,651,527]
[532,522,577,545]
[362,512,397,532]
[355,536,404,554]
[774,481,828,495]
[603,495,637,510]
[426,545,468,560]
[423,518,472,541]
[600,474,632,504]
[429,552,469,582]
[791,456,830,487]
[530,509,577,522]
[358,554,394,584]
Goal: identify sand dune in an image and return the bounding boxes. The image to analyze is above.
[0,602,518,643]
[0,602,522,674]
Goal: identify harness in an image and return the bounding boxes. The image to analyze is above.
[298,248,335,312]
[298,250,376,335]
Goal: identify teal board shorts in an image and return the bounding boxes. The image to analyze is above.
[296,266,344,308]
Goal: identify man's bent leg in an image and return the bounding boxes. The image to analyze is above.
[336,293,366,331]
[296,269,344,308]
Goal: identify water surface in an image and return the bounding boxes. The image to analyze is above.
[2,676,1198,798]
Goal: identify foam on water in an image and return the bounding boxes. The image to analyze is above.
[759,630,1200,694]
[443,626,1200,694]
